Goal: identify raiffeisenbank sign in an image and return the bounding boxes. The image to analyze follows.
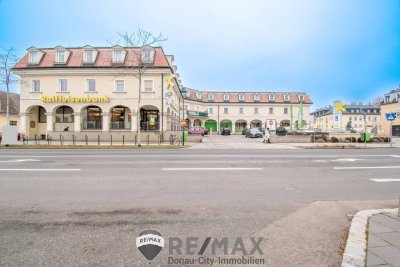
[41,96,110,103]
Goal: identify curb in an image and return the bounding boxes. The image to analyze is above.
[341,208,398,267]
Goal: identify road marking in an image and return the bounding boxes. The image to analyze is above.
[334,166,400,170]
[391,155,400,158]
[0,169,81,171]
[0,159,40,163]
[162,167,263,171]
[370,179,400,182]
[331,158,364,162]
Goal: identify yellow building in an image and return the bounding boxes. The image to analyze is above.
[0,91,20,131]
[380,87,400,136]
[311,102,381,133]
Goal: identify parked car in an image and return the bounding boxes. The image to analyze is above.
[221,127,231,135]
[187,126,209,136]
[276,126,288,136]
[245,128,263,138]
[258,128,266,135]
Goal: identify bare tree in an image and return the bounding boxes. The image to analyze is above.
[0,48,19,125]
[108,27,167,146]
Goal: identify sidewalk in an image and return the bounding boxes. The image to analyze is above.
[366,212,400,267]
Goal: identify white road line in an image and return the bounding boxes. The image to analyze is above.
[334,166,400,170]
[0,159,40,163]
[370,179,400,182]
[162,167,263,171]
[391,155,400,158]
[0,169,81,171]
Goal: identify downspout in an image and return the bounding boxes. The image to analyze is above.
[217,105,220,135]
[161,73,164,134]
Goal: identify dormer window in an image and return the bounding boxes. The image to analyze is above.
[29,51,39,63]
[208,93,214,101]
[284,94,290,102]
[254,93,260,101]
[298,94,304,102]
[196,91,201,99]
[268,94,275,101]
[238,93,245,101]
[141,47,155,64]
[56,51,65,63]
[223,93,229,101]
[84,50,94,63]
[113,47,125,63]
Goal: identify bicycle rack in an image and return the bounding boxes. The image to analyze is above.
[72,135,76,145]
[135,135,137,145]
[158,134,162,145]
[34,134,38,145]
[22,134,28,145]
[146,135,150,145]
[59,135,64,145]
[85,135,88,145]
[122,135,125,145]
[98,134,100,145]
[110,135,113,146]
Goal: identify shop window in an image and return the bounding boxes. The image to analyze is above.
[55,106,74,123]
[38,106,47,123]
[9,121,17,126]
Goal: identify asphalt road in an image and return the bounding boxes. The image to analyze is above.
[0,147,399,267]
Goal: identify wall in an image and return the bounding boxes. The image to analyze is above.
[380,102,400,136]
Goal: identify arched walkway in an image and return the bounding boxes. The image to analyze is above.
[140,105,160,131]
[220,120,232,130]
[25,105,47,137]
[250,119,262,128]
[82,105,103,130]
[54,105,74,131]
[295,120,307,129]
[204,119,217,133]
[235,119,247,132]
[193,119,202,126]
[110,106,131,130]
[280,120,290,127]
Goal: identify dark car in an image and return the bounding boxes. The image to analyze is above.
[187,126,209,136]
[242,128,248,135]
[259,128,266,135]
[221,127,231,135]
[245,128,263,138]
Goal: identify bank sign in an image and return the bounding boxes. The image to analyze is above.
[187,110,208,117]
[41,96,110,103]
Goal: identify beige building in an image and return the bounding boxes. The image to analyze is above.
[182,89,313,133]
[13,45,313,139]
[380,87,400,136]
[311,102,381,133]
[0,91,20,130]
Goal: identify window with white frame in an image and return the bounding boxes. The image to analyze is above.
[196,91,201,99]
[268,94,275,101]
[87,79,96,92]
[284,107,288,114]
[239,93,245,101]
[208,107,213,114]
[254,93,260,101]
[298,94,304,102]
[141,48,155,63]
[284,94,289,101]
[59,79,68,92]
[56,51,65,63]
[224,108,228,114]
[223,93,229,101]
[269,107,273,114]
[254,107,259,114]
[208,93,214,101]
[84,50,94,63]
[29,51,39,64]
[239,107,243,114]
[32,80,40,92]
[115,80,125,92]
[113,50,124,62]
[144,80,153,92]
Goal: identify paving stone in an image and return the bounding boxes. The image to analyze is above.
[379,221,400,232]
[371,214,399,223]
[368,233,391,247]
[369,246,400,266]
[366,251,386,266]
[369,221,396,234]
[375,232,400,248]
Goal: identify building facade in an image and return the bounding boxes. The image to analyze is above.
[380,87,400,136]
[0,91,20,130]
[311,101,381,133]
[183,89,313,133]
[13,45,313,139]
[13,46,183,139]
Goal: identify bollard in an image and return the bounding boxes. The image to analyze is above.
[158,134,161,145]
[135,135,137,145]
[47,135,52,145]
[59,135,64,145]
[146,135,150,145]
[85,135,88,145]
[122,135,125,146]
[23,135,28,145]
[72,135,76,145]
[34,134,38,145]
[110,135,113,146]
[98,135,100,146]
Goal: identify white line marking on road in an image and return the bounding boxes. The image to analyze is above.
[0,159,40,163]
[390,155,400,158]
[370,179,400,182]
[331,158,364,162]
[0,169,81,171]
[162,167,263,171]
[334,166,400,170]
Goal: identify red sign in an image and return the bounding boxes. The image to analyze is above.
[268,120,274,126]
[180,120,187,127]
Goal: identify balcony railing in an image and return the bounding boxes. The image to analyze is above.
[140,122,160,131]
[110,121,131,130]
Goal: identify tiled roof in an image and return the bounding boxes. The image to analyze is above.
[185,89,313,104]
[13,47,170,69]
[0,91,20,115]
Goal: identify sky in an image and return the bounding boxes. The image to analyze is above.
[0,0,399,110]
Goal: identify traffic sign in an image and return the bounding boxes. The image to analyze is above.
[385,113,397,121]
[180,120,187,127]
